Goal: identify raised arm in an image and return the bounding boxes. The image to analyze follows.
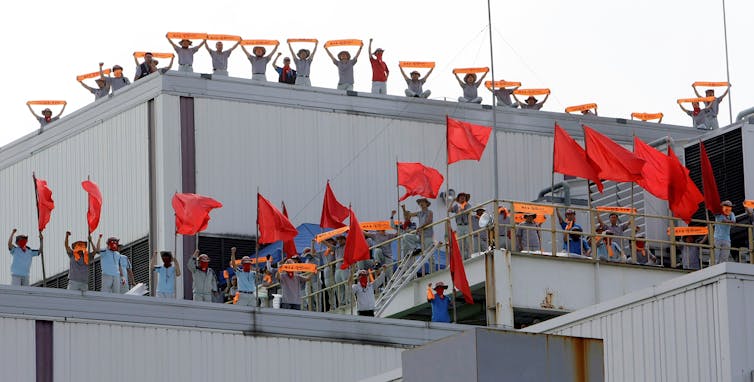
[8,228,15,251]
[310,41,319,59]
[165,56,174,70]
[368,38,374,57]
[165,33,180,50]
[353,44,364,60]
[272,53,281,69]
[538,93,550,106]
[78,80,95,92]
[228,41,241,52]
[512,93,523,105]
[173,252,181,277]
[692,84,702,98]
[204,42,213,53]
[240,44,252,57]
[230,246,237,266]
[719,85,731,100]
[98,62,107,79]
[453,72,465,87]
[422,66,434,81]
[401,204,418,219]
[399,66,409,81]
[197,39,207,49]
[476,71,488,86]
[92,234,102,254]
[55,104,66,119]
[266,44,279,59]
[149,250,158,269]
[678,103,690,113]
[27,104,40,118]
[65,231,72,254]
[325,46,337,63]
[287,41,295,57]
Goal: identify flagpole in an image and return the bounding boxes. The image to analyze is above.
[445,116,452,269]
[721,0,733,125]
[700,140,713,267]
[32,172,47,287]
[487,0,499,200]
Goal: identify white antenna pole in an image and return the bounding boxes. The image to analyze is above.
[721,0,733,124]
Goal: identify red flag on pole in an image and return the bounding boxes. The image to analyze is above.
[553,124,604,192]
[449,230,474,304]
[172,193,223,235]
[583,125,645,183]
[320,181,349,229]
[667,147,703,223]
[281,202,298,258]
[81,180,102,234]
[633,137,670,200]
[34,177,55,231]
[446,116,492,164]
[258,193,298,244]
[700,142,722,215]
[397,162,445,201]
[340,208,371,270]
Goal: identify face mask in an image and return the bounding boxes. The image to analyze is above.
[162,258,172,267]
[375,52,383,60]
[17,239,28,249]
[286,271,294,278]
[359,276,368,287]
[108,242,119,251]
[242,264,251,272]
[199,262,209,271]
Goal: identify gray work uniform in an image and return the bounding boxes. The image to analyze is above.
[187,259,218,302]
[334,59,357,89]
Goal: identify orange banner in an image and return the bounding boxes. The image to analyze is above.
[514,213,547,224]
[596,206,636,214]
[76,69,111,81]
[743,200,754,209]
[565,103,597,113]
[513,202,554,215]
[452,67,489,74]
[668,226,709,236]
[206,34,242,41]
[27,100,67,105]
[240,39,280,46]
[133,51,174,59]
[692,81,729,87]
[485,80,521,89]
[167,32,208,40]
[287,38,318,43]
[315,220,397,243]
[514,88,551,96]
[677,97,715,104]
[324,39,363,48]
[631,112,663,121]
[399,61,436,69]
[279,263,317,273]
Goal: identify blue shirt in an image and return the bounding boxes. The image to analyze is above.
[567,238,590,255]
[430,293,451,323]
[714,213,735,241]
[9,246,39,277]
[154,266,176,294]
[119,255,131,279]
[236,270,257,293]
[99,249,121,276]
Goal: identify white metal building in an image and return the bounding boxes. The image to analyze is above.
[0,70,706,295]
[523,263,754,382]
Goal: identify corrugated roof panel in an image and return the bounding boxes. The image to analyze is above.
[0,317,35,382]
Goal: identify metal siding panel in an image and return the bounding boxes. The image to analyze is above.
[0,105,149,284]
[0,317,35,382]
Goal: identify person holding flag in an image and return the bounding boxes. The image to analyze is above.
[187,249,218,302]
[151,251,181,298]
[64,231,101,291]
[230,247,259,307]
[7,229,42,286]
[352,269,385,317]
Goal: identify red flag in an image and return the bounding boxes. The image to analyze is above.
[258,193,298,244]
[397,162,445,201]
[633,137,670,200]
[449,230,474,304]
[667,147,703,223]
[446,116,492,164]
[553,124,604,192]
[583,125,645,183]
[320,181,349,229]
[33,176,55,231]
[340,209,371,270]
[281,202,298,258]
[81,180,102,234]
[700,142,722,215]
[172,193,223,235]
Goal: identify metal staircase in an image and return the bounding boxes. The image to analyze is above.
[375,242,441,317]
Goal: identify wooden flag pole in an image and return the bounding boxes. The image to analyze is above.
[32,172,47,287]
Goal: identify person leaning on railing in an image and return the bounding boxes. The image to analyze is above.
[516,213,541,252]
[390,210,422,259]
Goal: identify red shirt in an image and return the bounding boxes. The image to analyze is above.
[370,57,389,82]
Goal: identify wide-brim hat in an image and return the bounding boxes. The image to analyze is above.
[434,281,449,289]
[241,256,252,264]
[721,200,733,207]
[523,212,536,218]
[375,48,384,52]
[41,108,52,114]
[254,46,266,55]
[357,269,368,276]
[107,237,120,243]
[456,192,470,200]
[416,198,431,206]
[198,254,210,262]
[179,39,193,45]
[475,208,486,213]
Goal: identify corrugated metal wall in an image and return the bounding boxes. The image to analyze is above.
[0,317,35,382]
[0,104,150,284]
[193,98,556,236]
[545,281,726,382]
[53,321,402,382]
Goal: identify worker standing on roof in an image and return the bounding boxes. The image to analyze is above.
[65,232,100,291]
[7,229,42,286]
[448,193,472,259]
[206,40,240,77]
[152,251,181,298]
[134,52,154,81]
[325,44,363,91]
[104,64,131,94]
[100,237,123,293]
[119,252,135,293]
[427,282,452,323]
[27,105,65,128]
[230,247,259,307]
[289,41,317,87]
[187,250,218,302]
[352,269,385,317]
[693,84,730,130]
[368,38,389,94]
[455,72,487,103]
[714,201,736,264]
[242,44,278,82]
[166,34,206,73]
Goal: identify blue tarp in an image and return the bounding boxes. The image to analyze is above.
[256,223,330,264]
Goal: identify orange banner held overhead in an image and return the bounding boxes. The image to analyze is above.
[692,81,730,88]
[513,202,554,216]
[206,34,242,41]
[743,200,754,209]
[287,38,318,43]
[279,263,317,273]
[677,97,715,104]
[76,69,111,81]
[315,220,397,243]
[240,39,280,46]
[596,206,636,214]
[668,226,709,236]
[324,39,363,48]
[452,67,489,74]
[565,103,597,113]
[27,100,67,106]
[167,32,208,40]
[133,52,174,59]
[514,213,547,224]
[514,88,551,96]
[399,61,436,69]
[631,112,664,121]
[485,80,521,89]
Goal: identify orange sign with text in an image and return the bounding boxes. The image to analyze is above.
[744,200,754,209]
[514,88,551,96]
[565,103,597,113]
[485,80,521,89]
[692,81,729,88]
[167,32,208,40]
[287,38,318,44]
[452,67,489,74]
[631,112,663,121]
[668,226,709,236]
[240,39,280,46]
[279,263,317,273]
[27,100,67,105]
[399,61,436,69]
[677,97,715,104]
[206,34,242,41]
[76,69,111,81]
[324,39,363,48]
[596,206,636,214]
[315,221,397,243]
[133,52,175,59]
[513,202,554,215]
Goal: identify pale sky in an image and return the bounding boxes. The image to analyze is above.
[1,0,751,147]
